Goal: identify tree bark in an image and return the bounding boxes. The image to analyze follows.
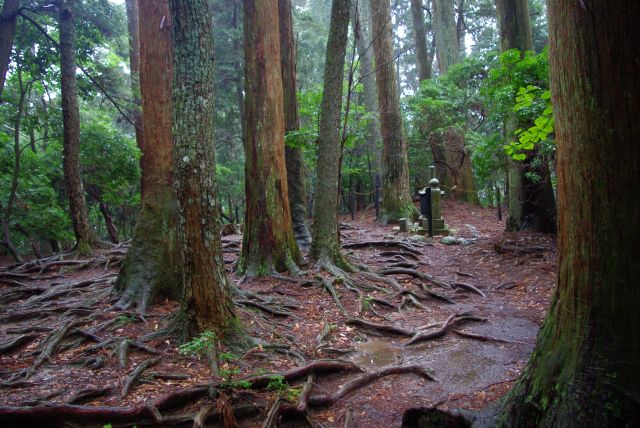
[497,1,640,425]
[279,0,312,249]
[411,0,432,82]
[370,0,415,223]
[239,0,301,276]
[309,0,351,266]
[351,1,383,184]
[124,0,145,196]
[496,0,557,234]
[59,0,94,252]
[168,0,238,339]
[0,0,19,101]
[114,0,181,312]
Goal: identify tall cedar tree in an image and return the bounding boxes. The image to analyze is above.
[370,0,415,223]
[279,0,312,248]
[0,0,19,100]
[309,0,350,266]
[59,0,94,252]
[496,0,557,234]
[351,1,383,183]
[496,1,640,424]
[239,0,301,276]
[410,0,432,82]
[168,0,238,338]
[124,0,145,194]
[114,0,181,311]
[431,0,477,204]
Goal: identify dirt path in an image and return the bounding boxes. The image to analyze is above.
[0,201,556,427]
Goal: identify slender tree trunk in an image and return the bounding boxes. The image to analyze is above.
[239,0,301,276]
[168,0,238,339]
[351,1,383,184]
[309,0,351,266]
[370,0,416,223]
[279,0,312,249]
[59,0,94,252]
[1,68,27,263]
[114,0,181,312]
[456,0,465,57]
[497,2,640,425]
[124,0,145,196]
[0,0,18,101]
[231,0,245,142]
[411,0,431,82]
[496,0,557,234]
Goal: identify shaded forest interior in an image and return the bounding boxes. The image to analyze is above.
[0,0,638,427]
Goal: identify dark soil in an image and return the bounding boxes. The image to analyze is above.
[0,200,556,427]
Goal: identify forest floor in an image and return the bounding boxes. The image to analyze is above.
[0,200,557,428]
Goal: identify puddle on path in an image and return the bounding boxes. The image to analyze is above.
[349,338,402,370]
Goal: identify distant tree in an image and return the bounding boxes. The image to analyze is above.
[0,0,19,100]
[410,0,433,83]
[351,0,382,182]
[239,0,301,276]
[279,0,312,249]
[496,0,556,234]
[433,0,458,75]
[59,0,94,252]
[114,0,181,311]
[309,0,350,266]
[168,0,239,338]
[370,0,416,222]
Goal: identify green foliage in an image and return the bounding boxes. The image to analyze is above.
[114,314,138,326]
[177,331,217,357]
[266,374,288,393]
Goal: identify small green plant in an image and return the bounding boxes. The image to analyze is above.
[286,387,301,402]
[177,331,216,357]
[103,424,112,428]
[114,314,137,326]
[362,295,373,311]
[218,352,238,363]
[219,366,251,389]
[266,375,288,393]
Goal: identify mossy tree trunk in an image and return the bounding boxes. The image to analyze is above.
[239,0,301,276]
[309,0,350,267]
[497,1,640,425]
[370,0,416,223]
[168,0,238,339]
[124,0,145,196]
[59,0,94,253]
[351,1,383,183]
[279,0,311,249]
[496,0,557,234]
[114,0,181,311]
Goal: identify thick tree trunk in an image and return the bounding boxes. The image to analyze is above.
[114,0,181,312]
[496,2,640,425]
[433,0,458,75]
[168,0,238,339]
[124,0,145,196]
[0,0,18,100]
[239,0,301,276]
[59,0,94,252]
[496,0,557,234]
[309,0,350,266]
[279,0,312,249]
[351,1,383,183]
[370,0,415,223]
[410,0,432,82]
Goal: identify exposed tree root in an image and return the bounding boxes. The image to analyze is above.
[309,364,436,407]
[452,282,486,298]
[379,250,420,261]
[343,240,422,256]
[66,387,113,405]
[378,267,451,289]
[0,334,38,355]
[346,318,414,336]
[405,314,486,346]
[122,357,161,397]
[452,329,527,344]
